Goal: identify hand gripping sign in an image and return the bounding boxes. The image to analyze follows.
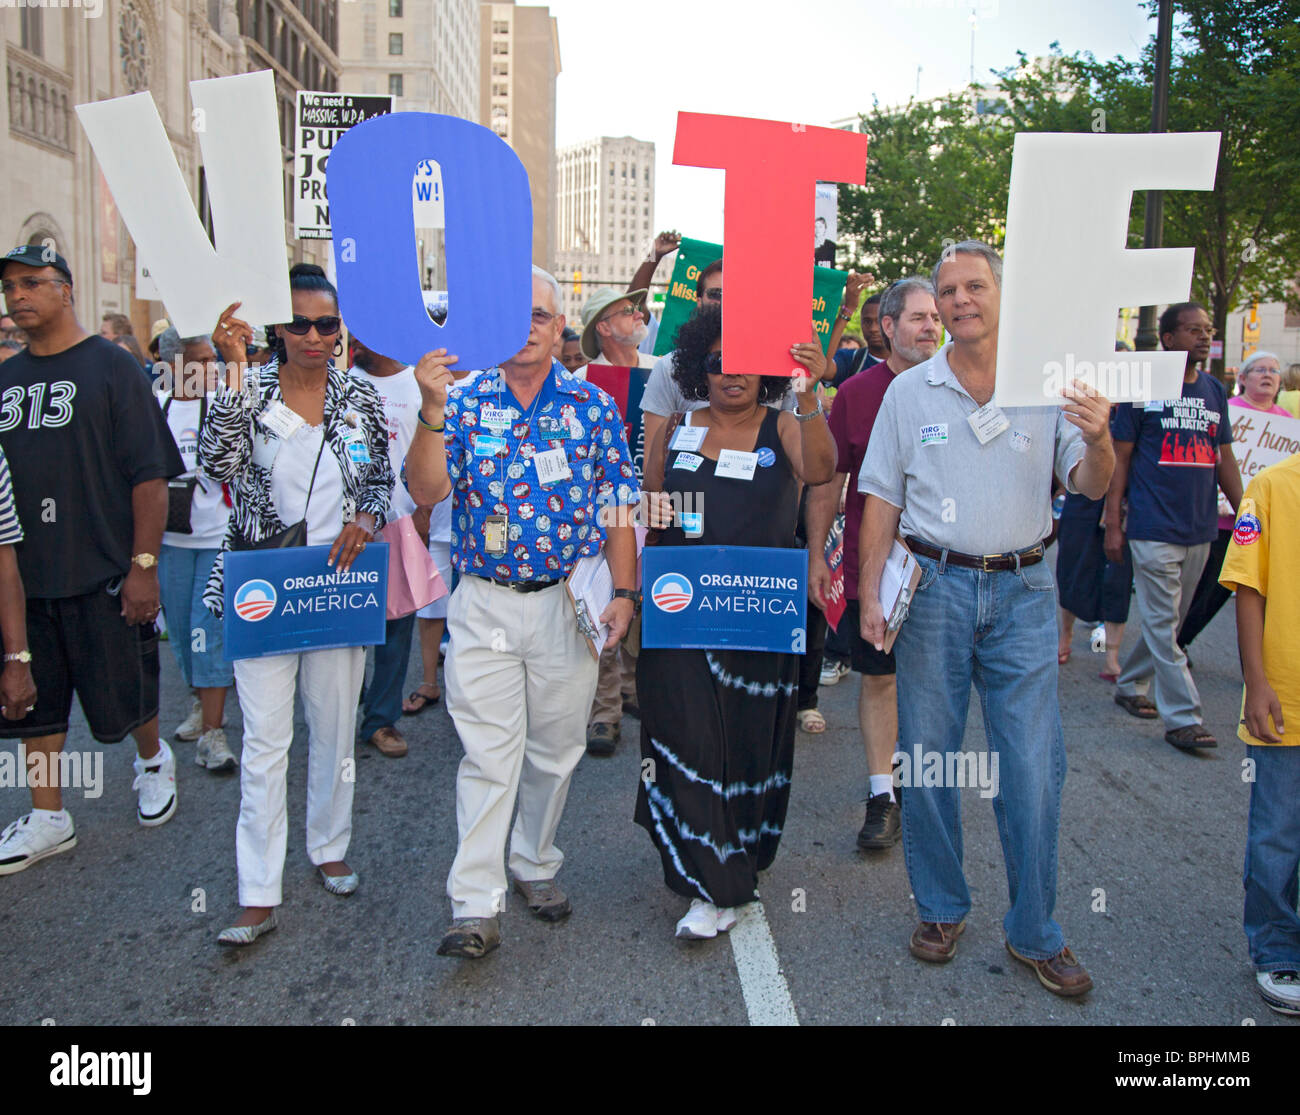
[672,113,868,378]
[994,131,1221,408]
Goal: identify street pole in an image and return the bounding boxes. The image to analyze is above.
[1135,0,1174,352]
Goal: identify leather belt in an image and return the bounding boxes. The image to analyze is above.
[473,573,560,594]
[905,536,1045,572]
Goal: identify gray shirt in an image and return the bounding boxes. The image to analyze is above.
[640,351,797,417]
[857,343,1086,555]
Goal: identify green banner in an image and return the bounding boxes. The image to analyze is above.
[653,236,848,358]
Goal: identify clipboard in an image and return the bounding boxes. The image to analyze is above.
[566,552,613,661]
[878,536,923,654]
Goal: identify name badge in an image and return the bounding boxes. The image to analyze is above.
[680,511,703,537]
[258,400,304,439]
[919,423,948,446]
[714,449,758,481]
[474,434,507,457]
[538,415,569,438]
[673,452,704,473]
[967,402,1010,445]
[534,447,572,486]
[251,430,279,470]
[481,405,515,430]
[670,424,708,452]
[484,513,508,555]
[346,439,371,465]
[1144,399,1166,412]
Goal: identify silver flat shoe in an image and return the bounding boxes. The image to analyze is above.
[217,909,278,946]
[320,867,359,896]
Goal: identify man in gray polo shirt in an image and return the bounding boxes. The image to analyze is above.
[857,241,1114,998]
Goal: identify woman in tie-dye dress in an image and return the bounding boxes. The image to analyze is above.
[634,305,836,940]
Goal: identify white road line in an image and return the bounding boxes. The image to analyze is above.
[728,901,799,1026]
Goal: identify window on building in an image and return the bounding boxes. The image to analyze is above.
[492,41,509,54]
[388,73,403,97]
[389,33,403,55]
[389,0,402,15]
[630,165,636,180]
[20,6,42,55]
[492,62,508,76]
[493,20,508,33]
[492,82,508,97]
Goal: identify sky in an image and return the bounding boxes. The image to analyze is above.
[545,0,1157,245]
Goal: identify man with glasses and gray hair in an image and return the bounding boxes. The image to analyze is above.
[404,266,640,959]
[857,240,1114,997]
[1106,301,1242,750]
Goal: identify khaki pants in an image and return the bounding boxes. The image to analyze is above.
[589,642,637,727]
[444,575,599,919]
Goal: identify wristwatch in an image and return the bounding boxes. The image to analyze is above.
[614,588,642,613]
[132,553,158,570]
[795,400,826,423]
[4,650,31,664]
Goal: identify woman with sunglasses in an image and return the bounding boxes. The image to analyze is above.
[636,303,835,940]
[201,263,393,946]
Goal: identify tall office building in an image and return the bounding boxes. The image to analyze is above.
[337,0,479,119]
[553,136,655,320]
[479,0,559,270]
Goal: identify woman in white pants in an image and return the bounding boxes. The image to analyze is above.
[202,265,393,945]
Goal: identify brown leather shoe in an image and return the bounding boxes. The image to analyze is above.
[1006,941,1094,997]
[909,919,965,963]
[367,726,408,758]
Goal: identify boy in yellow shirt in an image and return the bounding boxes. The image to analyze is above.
[1220,451,1300,1015]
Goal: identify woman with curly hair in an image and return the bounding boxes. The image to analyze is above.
[635,303,835,940]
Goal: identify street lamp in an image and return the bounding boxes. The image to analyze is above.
[1135,0,1174,352]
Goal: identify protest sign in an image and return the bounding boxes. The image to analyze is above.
[995,131,1220,408]
[223,544,388,659]
[642,546,808,654]
[653,236,847,361]
[582,364,648,481]
[327,111,532,370]
[822,514,846,631]
[673,113,867,379]
[1219,409,1300,519]
[814,183,838,267]
[76,70,291,337]
[294,91,393,240]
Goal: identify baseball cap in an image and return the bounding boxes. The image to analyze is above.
[1,245,73,283]
[579,287,648,360]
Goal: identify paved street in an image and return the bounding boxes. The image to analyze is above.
[0,598,1291,1028]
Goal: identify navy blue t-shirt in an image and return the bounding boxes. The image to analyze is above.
[1111,371,1233,546]
[832,346,880,388]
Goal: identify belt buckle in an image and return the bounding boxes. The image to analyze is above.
[980,552,998,572]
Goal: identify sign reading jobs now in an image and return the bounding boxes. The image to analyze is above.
[295,91,393,240]
[223,544,389,660]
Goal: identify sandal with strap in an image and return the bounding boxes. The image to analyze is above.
[797,708,827,734]
[402,685,441,715]
[1165,724,1217,750]
[1114,693,1158,720]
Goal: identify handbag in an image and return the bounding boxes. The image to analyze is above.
[230,417,329,551]
[162,394,207,535]
[380,514,448,619]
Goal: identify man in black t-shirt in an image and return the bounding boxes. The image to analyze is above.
[0,245,184,876]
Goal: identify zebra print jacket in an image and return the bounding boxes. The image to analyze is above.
[198,359,393,617]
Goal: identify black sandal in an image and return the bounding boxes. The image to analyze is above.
[1165,724,1217,750]
[1114,693,1158,720]
[403,685,441,715]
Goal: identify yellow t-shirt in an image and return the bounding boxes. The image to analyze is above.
[1278,389,1300,419]
[1219,452,1300,745]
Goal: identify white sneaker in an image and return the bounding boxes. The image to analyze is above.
[1257,970,1300,1015]
[174,696,203,742]
[714,906,737,933]
[819,659,849,686]
[133,742,177,827]
[0,812,77,876]
[196,727,237,773]
[676,897,722,940]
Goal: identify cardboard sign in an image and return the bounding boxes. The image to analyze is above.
[327,111,532,370]
[672,113,867,379]
[1219,409,1300,519]
[295,91,393,240]
[642,545,807,653]
[223,544,388,659]
[653,236,847,360]
[76,71,291,337]
[995,131,1220,408]
[822,513,846,631]
[582,364,647,482]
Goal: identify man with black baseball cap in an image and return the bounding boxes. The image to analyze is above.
[0,245,185,876]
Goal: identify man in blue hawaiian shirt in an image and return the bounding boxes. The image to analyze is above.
[406,266,640,959]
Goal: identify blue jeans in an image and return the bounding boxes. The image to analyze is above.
[1244,745,1300,972]
[359,612,417,738]
[893,548,1067,959]
[158,544,233,688]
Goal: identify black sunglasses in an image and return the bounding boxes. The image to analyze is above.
[705,351,724,375]
[282,314,342,336]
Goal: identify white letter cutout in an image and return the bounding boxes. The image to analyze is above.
[76,70,290,336]
[994,131,1220,408]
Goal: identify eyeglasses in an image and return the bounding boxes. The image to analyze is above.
[704,351,725,375]
[282,314,341,336]
[531,308,557,326]
[1182,325,1216,338]
[601,305,639,322]
[1,277,67,296]
[701,288,722,303]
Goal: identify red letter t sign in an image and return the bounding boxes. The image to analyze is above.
[672,113,868,378]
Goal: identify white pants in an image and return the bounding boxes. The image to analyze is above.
[444,574,599,918]
[232,646,365,907]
